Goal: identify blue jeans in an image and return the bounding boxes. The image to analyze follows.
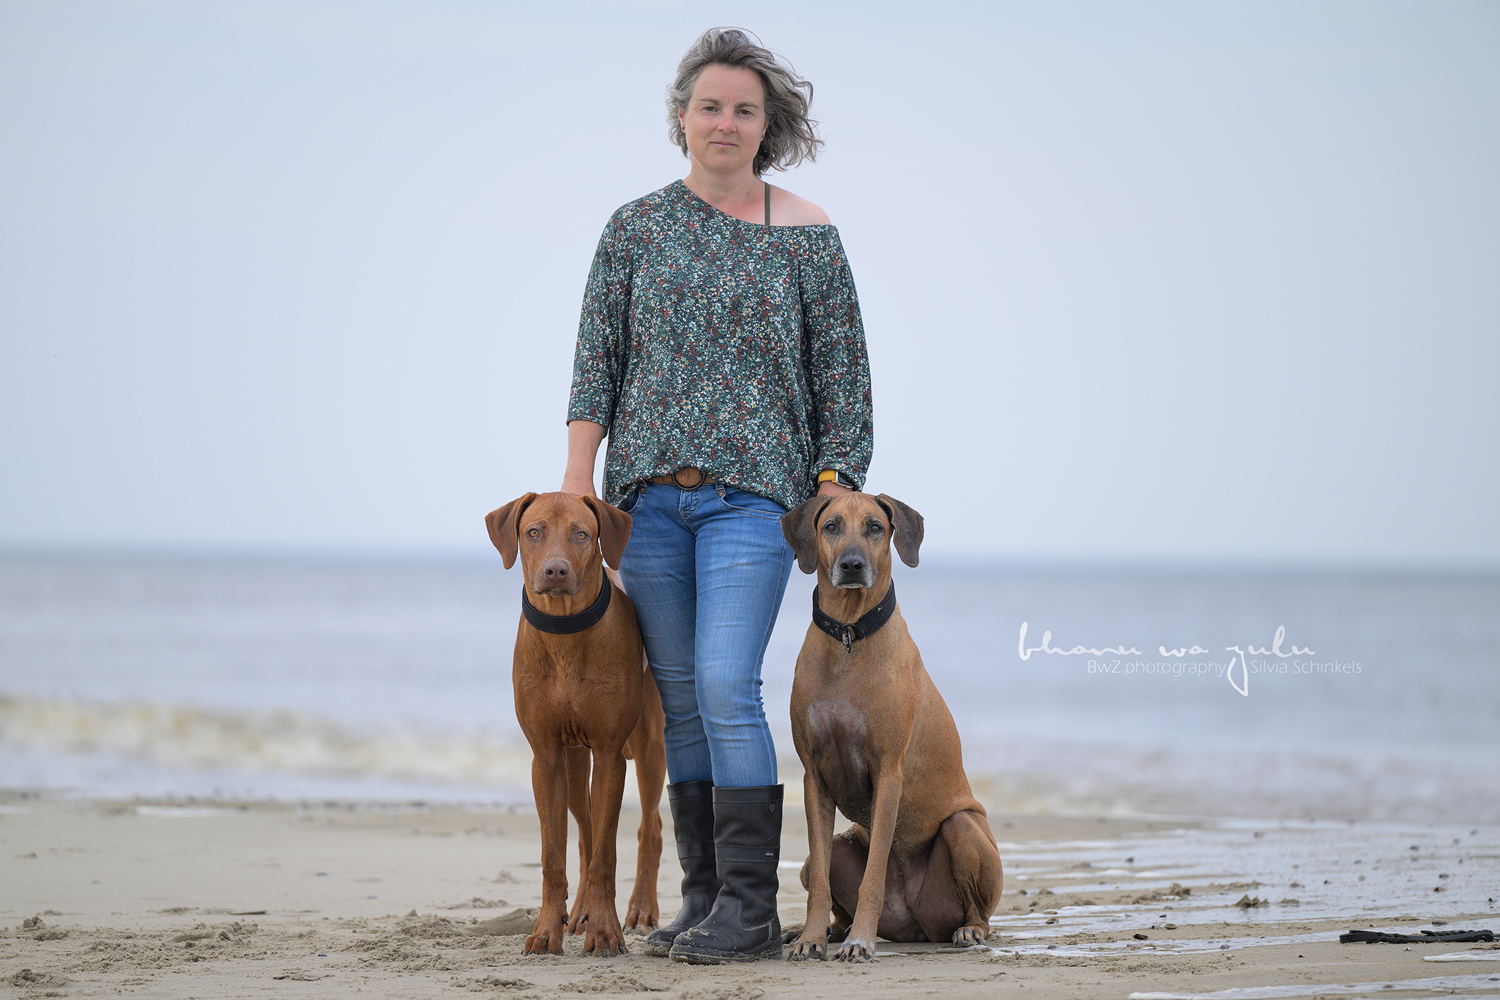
[618,481,794,789]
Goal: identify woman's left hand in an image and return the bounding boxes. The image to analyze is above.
[816,480,853,497]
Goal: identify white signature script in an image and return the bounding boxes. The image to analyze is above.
[1018,622,1315,697]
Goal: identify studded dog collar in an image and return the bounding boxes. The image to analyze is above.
[812,583,897,654]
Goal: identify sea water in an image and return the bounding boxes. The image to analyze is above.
[1,554,1495,822]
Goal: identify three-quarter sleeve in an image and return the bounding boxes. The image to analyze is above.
[566,217,631,429]
[800,228,874,490]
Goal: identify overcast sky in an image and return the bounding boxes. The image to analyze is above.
[1,1,1496,567]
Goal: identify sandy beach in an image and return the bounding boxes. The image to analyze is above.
[4,792,1496,1000]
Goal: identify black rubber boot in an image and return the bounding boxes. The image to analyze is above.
[642,781,720,957]
[669,784,783,964]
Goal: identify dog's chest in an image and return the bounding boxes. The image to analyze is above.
[803,700,874,804]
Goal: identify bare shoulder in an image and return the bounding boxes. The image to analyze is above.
[768,184,832,227]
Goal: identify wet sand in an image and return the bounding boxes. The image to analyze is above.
[2,797,1497,999]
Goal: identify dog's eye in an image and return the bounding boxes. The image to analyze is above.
[575,531,588,541]
[526,528,540,538]
[866,522,884,535]
[822,521,838,534]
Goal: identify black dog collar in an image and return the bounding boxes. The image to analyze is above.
[812,583,897,654]
[521,580,611,635]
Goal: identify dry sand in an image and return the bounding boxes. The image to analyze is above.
[2,797,1497,999]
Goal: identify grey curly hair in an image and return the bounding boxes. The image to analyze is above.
[667,27,823,176]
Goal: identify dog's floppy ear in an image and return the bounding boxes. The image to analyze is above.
[875,494,924,568]
[484,493,537,570]
[781,496,832,575]
[581,495,632,570]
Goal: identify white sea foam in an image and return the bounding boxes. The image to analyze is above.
[0,692,534,792]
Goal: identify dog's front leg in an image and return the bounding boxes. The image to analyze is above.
[789,770,838,961]
[579,745,628,956]
[836,764,904,962]
[565,747,593,933]
[525,745,570,955]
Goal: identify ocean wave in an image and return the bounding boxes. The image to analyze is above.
[4,693,1495,823]
[0,692,536,790]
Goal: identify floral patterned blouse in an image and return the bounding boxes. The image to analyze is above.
[567,179,874,512]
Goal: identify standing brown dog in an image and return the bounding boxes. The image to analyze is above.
[780,493,1002,961]
[485,492,667,957]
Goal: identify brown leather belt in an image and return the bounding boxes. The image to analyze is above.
[647,467,717,489]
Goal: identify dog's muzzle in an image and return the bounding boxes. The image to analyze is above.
[535,558,581,596]
[831,546,876,589]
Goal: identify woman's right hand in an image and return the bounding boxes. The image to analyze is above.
[561,472,597,497]
[563,420,624,591]
[562,419,607,497]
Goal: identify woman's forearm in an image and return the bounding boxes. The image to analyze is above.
[562,419,607,497]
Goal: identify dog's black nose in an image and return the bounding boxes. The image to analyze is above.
[838,554,865,576]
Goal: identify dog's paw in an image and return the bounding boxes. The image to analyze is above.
[787,937,826,961]
[582,923,626,957]
[522,924,565,956]
[780,923,804,944]
[952,925,989,947]
[834,937,875,962]
[566,902,587,935]
[623,899,658,933]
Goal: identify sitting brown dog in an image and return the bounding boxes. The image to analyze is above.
[485,492,667,956]
[780,493,1003,961]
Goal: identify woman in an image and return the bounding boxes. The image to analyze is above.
[561,27,872,964]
